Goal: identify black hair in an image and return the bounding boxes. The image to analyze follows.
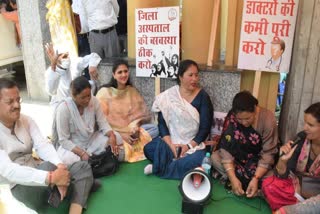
[70,76,91,96]
[100,59,131,89]
[232,91,259,114]
[151,63,157,71]
[171,54,179,66]
[156,61,166,76]
[176,59,199,85]
[304,102,320,123]
[0,78,18,93]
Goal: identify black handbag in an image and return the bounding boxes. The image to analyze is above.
[88,146,119,178]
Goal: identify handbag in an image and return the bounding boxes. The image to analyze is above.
[88,146,119,178]
[261,175,297,211]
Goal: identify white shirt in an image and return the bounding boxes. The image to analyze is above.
[72,0,89,33]
[80,0,119,31]
[0,115,62,187]
[45,53,101,109]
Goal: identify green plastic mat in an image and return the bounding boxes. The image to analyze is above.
[40,161,271,214]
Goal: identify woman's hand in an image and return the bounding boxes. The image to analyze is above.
[169,143,178,158]
[107,131,119,155]
[81,152,90,161]
[246,178,259,198]
[180,141,197,157]
[230,176,245,196]
[180,144,189,157]
[279,141,298,161]
[128,135,139,145]
[128,127,140,145]
[56,163,68,170]
[57,185,68,201]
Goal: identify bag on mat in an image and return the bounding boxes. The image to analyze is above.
[89,146,119,178]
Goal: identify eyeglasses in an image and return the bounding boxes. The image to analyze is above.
[1,97,22,106]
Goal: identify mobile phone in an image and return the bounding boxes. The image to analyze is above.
[48,186,61,208]
[130,131,140,140]
[176,146,182,158]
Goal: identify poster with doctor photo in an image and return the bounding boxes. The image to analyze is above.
[237,0,299,73]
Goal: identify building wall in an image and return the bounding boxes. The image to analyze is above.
[98,61,241,112]
[280,0,320,143]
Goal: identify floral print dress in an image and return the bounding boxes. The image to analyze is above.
[218,112,263,189]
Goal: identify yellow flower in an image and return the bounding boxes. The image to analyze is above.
[225,135,231,142]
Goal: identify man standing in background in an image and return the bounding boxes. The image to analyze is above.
[116,0,127,56]
[80,0,120,59]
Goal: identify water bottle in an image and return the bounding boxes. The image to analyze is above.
[201,152,212,175]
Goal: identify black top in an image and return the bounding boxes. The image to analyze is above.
[276,133,314,178]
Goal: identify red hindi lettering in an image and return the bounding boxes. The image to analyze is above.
[138,35,148,45]
[244,18,269,35]
[137,10,146,21]
[242,39,266,55]
[246,0,278,15]
[272,20,290,37]
[280,0,295,16]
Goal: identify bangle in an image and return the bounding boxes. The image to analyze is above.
[253,174,260,180]
[187,143,193,149]
[275,165,286,176]
[80,151,86,157]
[225,167,234,172]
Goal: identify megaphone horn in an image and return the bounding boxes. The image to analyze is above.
[192,167,205,188]
[179,167,213,214]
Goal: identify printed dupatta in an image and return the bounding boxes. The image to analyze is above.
[51,97,96,148]
[152,85,199,145]
[296,138,320,177]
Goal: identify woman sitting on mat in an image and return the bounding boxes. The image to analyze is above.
[262,102,320,213]
[211,91,278,198]
[143,59,213,179]
[96,59,158,162]
[52,76,119,166]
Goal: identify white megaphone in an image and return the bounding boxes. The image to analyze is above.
[179,167,212,214]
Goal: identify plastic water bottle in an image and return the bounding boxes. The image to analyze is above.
[201,152,212,175]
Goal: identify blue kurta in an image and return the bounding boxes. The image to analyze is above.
[144,89,213,179]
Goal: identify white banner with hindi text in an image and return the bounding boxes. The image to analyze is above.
[238,0,299,73]
[135,7,180,78]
